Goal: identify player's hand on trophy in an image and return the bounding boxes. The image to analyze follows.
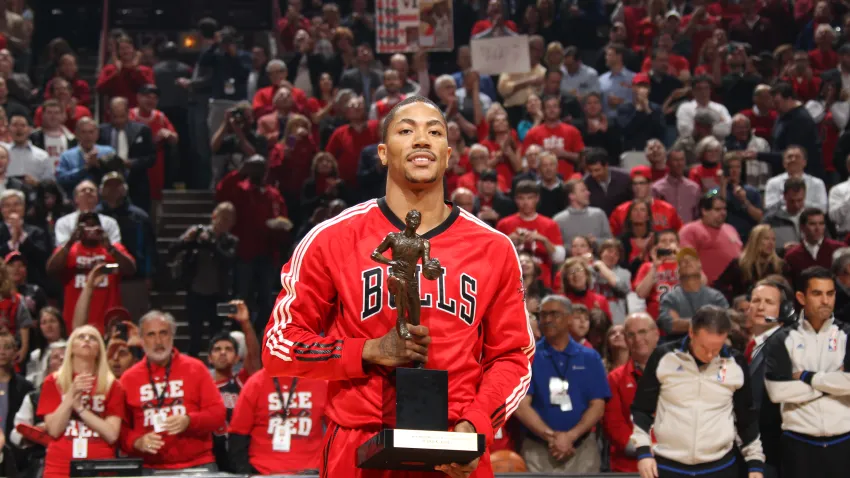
[363,324,431,367]
[436,421,480,477]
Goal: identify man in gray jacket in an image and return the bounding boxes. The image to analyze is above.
[631,305,765,478]
[657,248,728,341]
[552,178,611,254]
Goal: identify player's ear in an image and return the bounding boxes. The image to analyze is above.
[377,143,388,167]
[444,146,452,169]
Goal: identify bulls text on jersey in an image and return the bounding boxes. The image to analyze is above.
[360,265,478,325]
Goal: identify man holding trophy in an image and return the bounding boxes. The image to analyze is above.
[263,95,535,477]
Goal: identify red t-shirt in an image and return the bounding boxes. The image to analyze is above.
[456,171,509,194]
[38,374,126,478]
[609,199,683,236]
[479,135,520,186]
[784,75,822,102]
[496,213,563,288]
[228,369,327,474]
[522,123,584,179]
[808,48,837,75]
[470,19,518,36]
[325,120,380,186]
[130,108,176,201]
[688,164,721,192]
[60,243,132,334]
[95,64,155,108]
[633,261,679,320]
[640,54,690,77]
[564,290,612,321]
[739,108,777,140]
[679,14,719,65]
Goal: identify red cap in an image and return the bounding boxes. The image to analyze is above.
[4,251,24,265]
[631,165,652,180]
[632,73,650,86]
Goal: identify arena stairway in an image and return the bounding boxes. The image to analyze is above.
[149,189,216,355]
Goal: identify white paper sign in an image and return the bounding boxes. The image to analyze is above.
[470,35,532,76]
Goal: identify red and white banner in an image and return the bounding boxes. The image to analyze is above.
[376,0,454,54]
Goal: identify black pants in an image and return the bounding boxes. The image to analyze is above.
[656,452,740,478]
[781,431,850,478]
[185,291,231,357]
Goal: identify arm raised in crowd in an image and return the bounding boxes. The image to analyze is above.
[72,264,108,331]
[231,301,261,375]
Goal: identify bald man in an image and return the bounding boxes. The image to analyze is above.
[374,53,421,101]
[604,313,659,473]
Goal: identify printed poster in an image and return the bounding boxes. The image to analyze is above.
[376,0,454,53]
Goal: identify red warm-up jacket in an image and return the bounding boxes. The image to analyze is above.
[119,349,226,470]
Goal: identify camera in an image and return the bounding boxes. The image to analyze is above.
[657,248,673,257]
[216,303,238,317]
[229,108,245,124]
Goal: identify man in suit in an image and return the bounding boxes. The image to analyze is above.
[747,279,790,478]
[0,332,34,471]
[784,208,847,289]
[338,43,382,106]
[0,189,49,289]
[356,143,385,202]
[98,97,155,212]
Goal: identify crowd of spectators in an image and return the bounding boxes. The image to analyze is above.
[0,0,846,475]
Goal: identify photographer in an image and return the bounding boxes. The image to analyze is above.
[216,156,290,330]
[716,152,763,242]
[210,102,268,182]
[168,202,237,358]
[45,212,135,334]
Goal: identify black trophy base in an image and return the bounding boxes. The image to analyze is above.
[356,428,485,471]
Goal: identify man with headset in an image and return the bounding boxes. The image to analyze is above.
[764,266,850,478]
[747,278,795,478]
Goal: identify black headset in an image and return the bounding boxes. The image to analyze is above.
[748,280,797,325]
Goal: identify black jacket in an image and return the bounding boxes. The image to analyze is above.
[0,224,49,289]
[584,167,633,216]
[749,332,783,468]
[282,52,328,95]
[168,226,238,296]
[764,104,822,176]
[29,128,77,152]
[97,122,156,212]
[356,144,386,203]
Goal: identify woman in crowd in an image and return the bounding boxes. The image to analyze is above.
[602,324,629,371]
[26,306,66,387]
[479,113,521,186]
[689,136,724,191]
[308,72,338,125]
[39,325,124,478]
[713,224,784,303]
[520,250,552,300]
[560,257,612,321]
[618,200,654,276]
[517,94,543,142]
[592,239,632,325]
[0,261,32,364]
[543,41,564,71]
[301,152,351,219]
[268,114,318,227]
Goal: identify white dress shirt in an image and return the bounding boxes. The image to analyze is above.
[764,173,828,211]
[804,238,824,259]
[2,141,53,180]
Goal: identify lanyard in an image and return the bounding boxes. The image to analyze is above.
[273,377,299,419]
[145,356,172,409]
[546,346,569,382]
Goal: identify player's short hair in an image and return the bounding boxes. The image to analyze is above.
[584,147,609,167]
[381,95,447,142]
[800,207,825,227]
[139,310,177,335]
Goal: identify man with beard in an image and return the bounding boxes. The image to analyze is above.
[765,266,850,478]
[119,310,226,472]
[369,70,407,123]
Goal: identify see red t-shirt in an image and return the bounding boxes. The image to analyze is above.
[325,120,380,186]
[228,369,327,474]
[633,260,679,320]
[59,243,132,334]
[496,213,563,288]
[37,374,126,478]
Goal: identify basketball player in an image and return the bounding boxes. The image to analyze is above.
[263,96,535,478]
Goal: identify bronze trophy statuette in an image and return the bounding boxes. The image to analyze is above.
[356,210,485,471]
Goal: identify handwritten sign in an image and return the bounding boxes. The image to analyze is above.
[470,35,531,76]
